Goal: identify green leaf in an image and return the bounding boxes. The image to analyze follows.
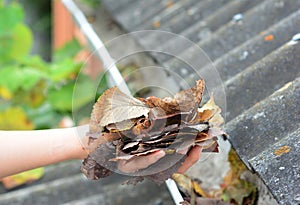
[53,39,82,62]
[49,59,82,82]
[0,66,46,93]
[20,68,45,90]
[48,83,74,111]
[48,75,95,112]
[0,3,24,34]
[72,75,95,110]
[12,81,46,108]
[8,23,33,60]
[0,3,28,63]
[80,0,101,7]
[18,55,49,72]
[0,33,13,63]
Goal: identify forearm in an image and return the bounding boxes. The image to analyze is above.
[0,125,89,178]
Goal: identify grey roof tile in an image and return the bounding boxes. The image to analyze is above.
[138,0,234,32]
[132,0,235,54]
[211,10,300,82]
[0,173,171,205]
[114,0,181,31]
[0,174,105,204]
[4,1,296,204]
[161,10,300,83]
[149,0,263,63]
[225,76,300,168]
[100,0,300,203]
[163,0,300,70]
[222,41,300,121]
[136,0,200,31]
[249,127,300,205]
[102,0,136,14]
[197,0,300,60]
[180,0,263,42]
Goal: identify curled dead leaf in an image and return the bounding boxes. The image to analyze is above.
[90,86,150,132]
[81,79,226,184]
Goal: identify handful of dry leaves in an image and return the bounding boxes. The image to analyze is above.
[81,79,224,184]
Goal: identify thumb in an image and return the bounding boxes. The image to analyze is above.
[118,150,165,173]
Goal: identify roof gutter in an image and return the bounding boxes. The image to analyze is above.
[61,0,184,204]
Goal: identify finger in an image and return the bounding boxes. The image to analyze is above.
[118,150,166,173]
[177,146,202,174]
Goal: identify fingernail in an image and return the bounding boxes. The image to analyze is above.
[155,151,165,159]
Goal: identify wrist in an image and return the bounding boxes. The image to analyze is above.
[71,125,89,159]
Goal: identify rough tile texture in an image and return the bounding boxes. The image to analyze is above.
[1,0,299,204]
[101,0,300,204]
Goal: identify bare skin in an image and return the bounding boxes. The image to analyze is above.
[0,125,201,178]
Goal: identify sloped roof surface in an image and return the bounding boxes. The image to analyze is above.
[101,0,300,204]
[0,1,299,205]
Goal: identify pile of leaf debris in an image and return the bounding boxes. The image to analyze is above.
[81,79,225,183]
[174,149,258,205]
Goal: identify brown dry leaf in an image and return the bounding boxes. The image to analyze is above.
[197,96,224,127]
[222,179,257,205]
[195,198,233,205]
[110,149,161,161]
[82,79,226,185]
[192,179,210,197]
[173,174,231,205]
[81,156,113,180]
[221,149,257,205]
[202,141,219,152]
[172,173,195,204]
[173,174,233,205]
[90,86,150,131]
[106,119,138,132]
[145,80,205,114]
[194,109,215,122]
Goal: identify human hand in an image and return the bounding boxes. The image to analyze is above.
[75,124,122,157]
[177,145,202,174]
[118,146,202,174]
[117,150,166,173]
[77,124,202,175]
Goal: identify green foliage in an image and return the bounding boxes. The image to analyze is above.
[0,107,34,130]
[0,66,45,92]
[53,39,81,62]
[80,0,101,7]
[0,3,32,63]
[0,2,106,130]
[72,75,96,111]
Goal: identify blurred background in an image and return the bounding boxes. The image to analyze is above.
[0,0,107,193]
[0,0,299,204]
